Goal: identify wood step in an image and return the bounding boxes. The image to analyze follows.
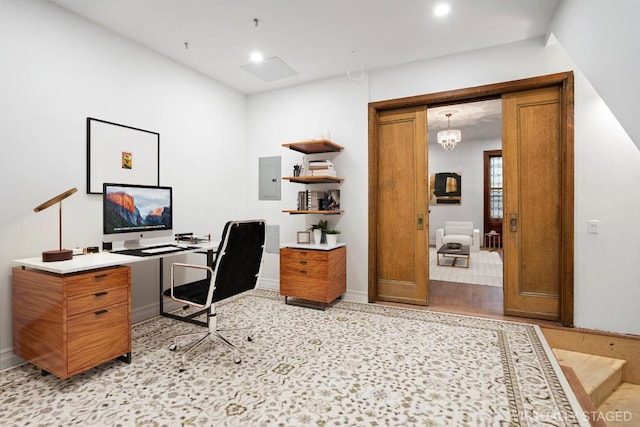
[597,382,640,427]
[553,348,627,407]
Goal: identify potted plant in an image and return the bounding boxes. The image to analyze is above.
[309,220,328,244]
[325,228,340,246]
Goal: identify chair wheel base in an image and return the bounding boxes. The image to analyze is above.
[247,336,253,342]
[234,358,241,364]
[169,343,177,351]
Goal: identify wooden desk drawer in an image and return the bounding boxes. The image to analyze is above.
[67,302,130,375]
[65,267,130,298]
[67,284,128,317]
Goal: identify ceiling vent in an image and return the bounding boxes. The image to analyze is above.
[241,56,298,82]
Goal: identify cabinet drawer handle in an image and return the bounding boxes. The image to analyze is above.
[299,270,307,274]
[299,260,308,265]
[95,309,108,316]
[299,251,307,256]
[94,291,108,297]
[94,273,109,279]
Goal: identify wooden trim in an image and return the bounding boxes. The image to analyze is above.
[560,72,575,327]
[369,72,573,111]
[560,366,608,427]
[368,104,378,303]
[368,71,575,324]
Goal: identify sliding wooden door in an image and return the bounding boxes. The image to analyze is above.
[369,72,574,326]
[371,107,429,305]
[502,86,566,321]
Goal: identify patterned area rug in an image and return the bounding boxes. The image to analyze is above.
[430,247,503,287]
[0,290,587,426]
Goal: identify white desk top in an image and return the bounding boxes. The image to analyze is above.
[281,242,346,251]
[13,241,218,275]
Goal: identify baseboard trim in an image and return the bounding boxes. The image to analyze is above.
[0,350,24,373]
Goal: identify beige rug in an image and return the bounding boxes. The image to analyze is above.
[430,247,503,287]
[0,290,587,426]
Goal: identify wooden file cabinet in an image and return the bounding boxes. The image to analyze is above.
[280,245,346,305]
[12,265,131,379]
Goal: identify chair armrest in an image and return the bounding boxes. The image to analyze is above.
[436,228,444,250]
[472,229,480,252]
[170,262,214,309]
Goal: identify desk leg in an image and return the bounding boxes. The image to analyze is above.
[159,257,165,315]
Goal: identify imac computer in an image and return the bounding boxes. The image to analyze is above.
[103,183,173,248]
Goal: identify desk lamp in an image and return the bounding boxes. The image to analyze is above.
[34,187,77,262]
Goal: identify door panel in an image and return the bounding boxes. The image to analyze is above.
[375,107,428,305]
[503,87,562,320]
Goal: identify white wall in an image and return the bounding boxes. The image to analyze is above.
[247,38,640,336]
[0,0,248,368]
[550,0,640,150]
[428,138,502,245]
[246,76,370,301]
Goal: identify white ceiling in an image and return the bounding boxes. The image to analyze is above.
[47,0,560,96]
[428,99,502,144]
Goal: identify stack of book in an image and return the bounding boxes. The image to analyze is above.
[308,190,325,210]
[297,191,308,211]
[308,159,336,177]
[296,190,341,211]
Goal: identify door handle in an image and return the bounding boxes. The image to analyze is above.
[417,214,424,230]
[510,213,518,232]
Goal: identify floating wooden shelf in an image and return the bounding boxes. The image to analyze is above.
[282,176,344,184]
[283,209,344,215]
[282,139,344,154]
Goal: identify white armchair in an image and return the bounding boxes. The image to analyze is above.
[436,221,480,252]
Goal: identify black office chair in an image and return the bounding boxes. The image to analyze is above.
[164,220,266,366]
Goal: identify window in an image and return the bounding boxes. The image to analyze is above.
[489,156,503,219]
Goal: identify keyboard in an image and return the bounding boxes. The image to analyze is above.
[112,244,197,257]
[140,245,183,254]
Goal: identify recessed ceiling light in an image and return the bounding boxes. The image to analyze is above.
[250,51,264,63]
[434,3,450,17]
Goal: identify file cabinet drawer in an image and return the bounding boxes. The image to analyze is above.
[67,284,129,317]
[67,302,130,375]
[65,267,130,298]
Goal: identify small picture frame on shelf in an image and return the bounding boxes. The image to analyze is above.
[297,231,311,244]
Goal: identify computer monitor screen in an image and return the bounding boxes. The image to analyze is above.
[103,183,172,248]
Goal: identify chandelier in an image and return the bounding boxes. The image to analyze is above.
[437,112,462,152]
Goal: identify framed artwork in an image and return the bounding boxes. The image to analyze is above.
[296,231,311,244]
[86,117,160,194]
[429,172,462,205]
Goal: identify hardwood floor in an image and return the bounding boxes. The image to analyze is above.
[427,279,503,315]
[378,248,562,328]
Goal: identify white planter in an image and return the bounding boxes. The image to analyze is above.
[313,229,322,245]
[326,234,338,246]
